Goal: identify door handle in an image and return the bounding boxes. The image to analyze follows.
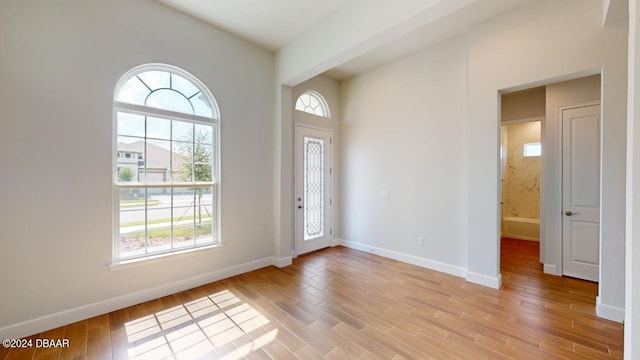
[298,205,303,209]
[565,211,578,216]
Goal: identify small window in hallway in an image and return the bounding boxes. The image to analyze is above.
[524,142,541,157]
[295,91,330,118]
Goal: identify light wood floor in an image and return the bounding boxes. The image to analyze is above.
[1,239,624,359]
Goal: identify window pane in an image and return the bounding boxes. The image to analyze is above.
[117,76,149,105]
[147,117,170,140]
[195,187,214,244]
[138,71,170,91]
[117,112,145,137]
[146,89,193,115]
[172,144,190,182]
[524,142,542,157]
[301,94,310,107]
[193,144,213,182]
[192,93,213,118]
[117,137,144,182]
[173,188,195,248]
[173,120,194,143]
[171,73,200,98]
[119,188,146,258]
[193,163,212,182]
[145,139,171,183]
[309,95,319,109]
[195,124,213,144]
[146,189,172,254]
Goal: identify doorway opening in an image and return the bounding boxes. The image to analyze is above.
[499,74,601,283]
[500,87,544,280]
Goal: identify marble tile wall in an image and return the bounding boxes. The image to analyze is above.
[502,121,541,219]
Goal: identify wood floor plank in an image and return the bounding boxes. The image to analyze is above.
[12,239,624,359]
[59,320,87,360]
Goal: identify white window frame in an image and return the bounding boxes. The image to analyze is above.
[112,64,221,263]
[295,90,331,118]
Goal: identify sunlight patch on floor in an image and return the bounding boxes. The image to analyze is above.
[123,290,276,359]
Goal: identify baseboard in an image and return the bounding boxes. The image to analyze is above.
[338,239,467,278]
[543,263,561,276]
[272,255,293,268]
[596,296,625,322]
[0,257,274,340]
[331,238,343,247]
[466,271,502,289]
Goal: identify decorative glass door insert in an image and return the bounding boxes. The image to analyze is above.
[304,136,325,240]
[295,125,332,255]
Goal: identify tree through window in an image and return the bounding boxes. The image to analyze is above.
[113,64,220,262]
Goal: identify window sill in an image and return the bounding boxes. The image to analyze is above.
[109,243,223,271]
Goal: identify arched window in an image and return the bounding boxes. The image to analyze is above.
[295,91,330,118]
[113,64,220,262]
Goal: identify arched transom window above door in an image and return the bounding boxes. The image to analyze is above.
[295,91,330,118]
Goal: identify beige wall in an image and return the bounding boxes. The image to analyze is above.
[502,87,545,121]
[0,0,275,337]
[340,34,469,274]
[502,121,541,220]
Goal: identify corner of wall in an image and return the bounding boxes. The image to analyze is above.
[596,296,625,322]
[466,271,502,289]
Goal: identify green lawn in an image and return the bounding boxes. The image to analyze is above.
[121,223,212,240]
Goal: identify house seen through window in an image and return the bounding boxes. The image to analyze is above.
[113,64,220,262]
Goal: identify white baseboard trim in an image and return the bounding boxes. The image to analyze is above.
[0,257,274,340]
[338,239,467,278]
[543,263,561,276]
[272,256,293,268]
[466,271,502,289]
[596,296,625,323]
[331,238,343,247]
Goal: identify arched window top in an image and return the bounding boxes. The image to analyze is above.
[295,91,330,118]
[115,64,218,119]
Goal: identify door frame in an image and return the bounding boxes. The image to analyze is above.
[556,100,602,277]
[294,123,333,256]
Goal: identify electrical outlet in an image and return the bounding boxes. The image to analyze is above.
[417,237,424,246]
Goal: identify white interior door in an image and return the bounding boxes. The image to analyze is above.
[295,125,332,255]
[562,104,600,282]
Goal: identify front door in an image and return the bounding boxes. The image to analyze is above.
[561,104,600,282]
[295,125,332,255]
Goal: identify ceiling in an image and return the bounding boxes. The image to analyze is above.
[157,0,353,51]
[156,0,535,81]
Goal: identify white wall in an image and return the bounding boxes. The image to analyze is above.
[0,0,274,336]
[626,0,640,357]
[467,0,627,317]
[340,35,468,275]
